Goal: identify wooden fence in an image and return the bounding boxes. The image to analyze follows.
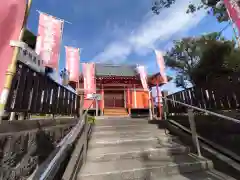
[5,62,80,116]
[167,73,240,113]
[166,73,240,158]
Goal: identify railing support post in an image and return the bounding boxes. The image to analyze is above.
[95,99,98,116]
[79,94,84,118]
[19,112,25,120]
[162,91,168,120]
[82,115,88,163]
[148,90,153,120]
[10,112,16,120]
[188,108,202,157]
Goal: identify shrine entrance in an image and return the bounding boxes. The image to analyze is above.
[104,90,125,108]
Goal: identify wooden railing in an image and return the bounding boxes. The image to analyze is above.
[164,83,240,163]
[167,85,240,113]
[5,62,80,116]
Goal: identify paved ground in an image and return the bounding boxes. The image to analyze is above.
[78,117,236,180]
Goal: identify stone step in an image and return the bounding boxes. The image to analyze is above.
[90,133,177,143]
[104,109,127,111]
[87,146,189,162]
[104,110,127,114]
[87,141,185,155]
[93,124,160,132]
[104,110,128,113]
[77,117,236,180]
[103,114,128,116]
[156,170,237,180]
[91,130,166,138]
[104,110,127,112]
[78,154,213,180]
[96,116,130,119]
[95,116,142,119]
[142,170,237,180]
[95,119,149,126]
[88,136,180,148]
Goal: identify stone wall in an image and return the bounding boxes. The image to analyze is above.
[0,118,77,180]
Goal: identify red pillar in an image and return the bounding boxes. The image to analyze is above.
[156,83,162,119]
[127,87,131,115]
[101,84,104,115]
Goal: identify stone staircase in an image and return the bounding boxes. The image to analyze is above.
[104,108,128,116]
[78,117,236,180]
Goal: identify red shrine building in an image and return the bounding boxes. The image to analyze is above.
[78,64,168,117]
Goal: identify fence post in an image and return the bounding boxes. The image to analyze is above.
[79,95,84,117]
[10,112,16,120]
[187,108,202,157]
[19,112,25,120]
[162,91,168,120]
[82,114,88,163]
[95,99,98,117]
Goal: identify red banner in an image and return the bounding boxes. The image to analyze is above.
[224,0,240,34]
[82,63,96,97]
[154,50,168,84]
[136,65,149,91]
[0,0,26,95]
[65,46,80,82]
[36,12,63,70]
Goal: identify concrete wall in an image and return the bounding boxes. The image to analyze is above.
[0,118,77,180]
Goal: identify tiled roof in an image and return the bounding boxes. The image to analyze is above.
[95,64,137,77]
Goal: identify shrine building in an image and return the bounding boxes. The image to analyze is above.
[78,63,169,117]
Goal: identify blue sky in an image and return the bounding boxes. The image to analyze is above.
[27,0,234,94]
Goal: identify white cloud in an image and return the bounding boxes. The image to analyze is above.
[161,81,183,94]
[94,42,131,63]
[93,0,206,63]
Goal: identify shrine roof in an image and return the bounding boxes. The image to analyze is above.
[148,72,173,87]
[95,64,137,77]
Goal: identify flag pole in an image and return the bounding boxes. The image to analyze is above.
[36,10,72,24]
[0,0,33,122]
[77,48,81,89]
[57,20,65,73]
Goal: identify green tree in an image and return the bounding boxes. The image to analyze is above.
[164,36,201,88]
[164,32,239,88]
[152,0,176,14]
[187,0,228,22]
[190,38,236,85]
[152,0,228,22]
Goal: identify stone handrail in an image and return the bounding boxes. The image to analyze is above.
[32,100,95,180]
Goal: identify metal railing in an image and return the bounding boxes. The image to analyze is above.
[32,98,96,180]
[162,96,240,158]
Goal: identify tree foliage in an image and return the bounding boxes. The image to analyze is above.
[152,0,176,14]
[152,0,228,22]
[164,32,240,88]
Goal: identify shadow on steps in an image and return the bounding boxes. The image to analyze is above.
[79,117,236,180]
[139,135,234,179]
[147,119,237,179]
